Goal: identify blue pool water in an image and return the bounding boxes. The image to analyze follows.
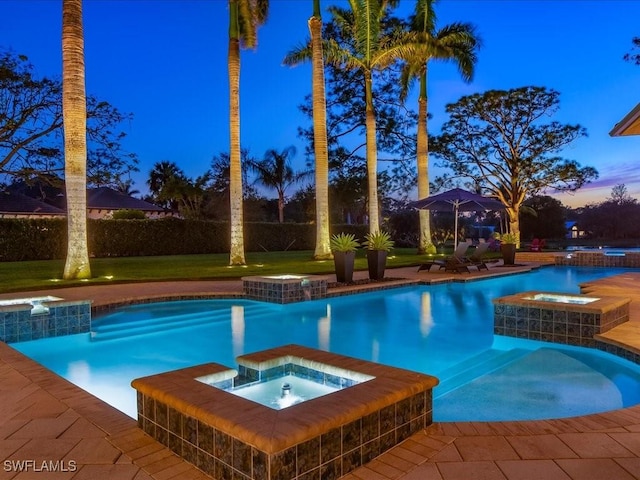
[13,266,640,421]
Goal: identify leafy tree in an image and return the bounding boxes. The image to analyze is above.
[624,37,640,65]
[519,195,566,240]
[246,146,311,223]
[227,0,269,265]
[579,184,640,239]
[608,183,636,205]
[399,0,480,252]
[62,0,91,280]
[431,86,598,246]
[161,173,211,220]
[147,160,184,209]
[114,178,140,197]
[0,48,137,187]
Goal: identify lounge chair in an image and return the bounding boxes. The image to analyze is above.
[468,242,490,270]
[417,242,471,273]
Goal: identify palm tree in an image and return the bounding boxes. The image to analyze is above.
[228,0,269,265]
[62,0,91,280]
[248,146,311,223]
[309,0,331,259]
[147,160,184,209]
[400,0,479,252]
[323,0,412,235]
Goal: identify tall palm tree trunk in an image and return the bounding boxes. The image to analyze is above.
[228,1,245,265]
[416,70,432,252]
[364,72,379,234]
[62,0,91,280]
[310,0,332,259]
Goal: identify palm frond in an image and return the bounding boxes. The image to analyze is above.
[283,42,312,66]
[412,0,437,34]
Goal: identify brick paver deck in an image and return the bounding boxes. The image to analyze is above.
[3,260,640,479]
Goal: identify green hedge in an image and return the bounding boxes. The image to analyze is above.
[0,218,370,261]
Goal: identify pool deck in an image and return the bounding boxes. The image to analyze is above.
[3,262,640,479]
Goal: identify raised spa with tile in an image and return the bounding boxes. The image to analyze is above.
[132,344,438,480]
[242,274,328,303]
[494,290,630,346]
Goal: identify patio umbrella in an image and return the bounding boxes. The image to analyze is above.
[409,188,504,248]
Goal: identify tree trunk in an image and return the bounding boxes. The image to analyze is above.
[62,0,91,280]
[364,71,379,234]
[309,10,332,260]
[416,70,431,253]
[506,206,521,248]
[228,0,245,265]
[278,193,284,223]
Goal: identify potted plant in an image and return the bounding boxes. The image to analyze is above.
[497,232,518,265]
[364,231,394,280]
[330,233,360,283]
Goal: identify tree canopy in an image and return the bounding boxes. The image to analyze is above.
[0,48,137,188]
[624,37,640,65]
[431,86,598,244]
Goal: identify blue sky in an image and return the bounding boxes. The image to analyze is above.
[3,0,640,207]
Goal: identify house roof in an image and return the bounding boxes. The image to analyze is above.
[610,102,640,136]
[87,187,163,212]
[0,187,164,215]
[0,192,65,215]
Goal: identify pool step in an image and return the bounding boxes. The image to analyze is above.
[90,303,277,341]
[434,348,531,398]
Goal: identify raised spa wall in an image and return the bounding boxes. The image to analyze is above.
[493,290,630,347]
[132,344,438,480]
[0,298,91,343]
[242,275,329,304]
[555,250,640,267]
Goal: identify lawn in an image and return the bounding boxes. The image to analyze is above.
[0,248,443,293]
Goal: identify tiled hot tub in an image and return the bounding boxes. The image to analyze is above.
[242,275,329,303]
[493,290,630,347]
[132,344,438,480]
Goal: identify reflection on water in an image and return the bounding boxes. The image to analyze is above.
[420,292,434,337]
[231,306,244,358]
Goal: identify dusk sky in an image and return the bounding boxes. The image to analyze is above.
[3,0,640,208]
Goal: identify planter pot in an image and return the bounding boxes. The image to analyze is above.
[501,243,517,266]
[333,251,355,283]
[367,250,388,280]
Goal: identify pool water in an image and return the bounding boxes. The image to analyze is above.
[223,374,340,410]
[13,266,640,421]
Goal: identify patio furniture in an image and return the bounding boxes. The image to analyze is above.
[418,242,471,272]
[468,242,490,271]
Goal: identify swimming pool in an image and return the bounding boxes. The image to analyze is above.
[13,266,640,422]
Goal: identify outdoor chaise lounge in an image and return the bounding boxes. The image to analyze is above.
[417,242,471,273]
[467,242,490,271]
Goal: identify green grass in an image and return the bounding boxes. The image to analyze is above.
[0,248,444,294]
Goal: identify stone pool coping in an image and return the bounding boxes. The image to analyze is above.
[131,344,438,455]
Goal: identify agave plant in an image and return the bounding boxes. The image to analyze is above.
[330,233,360,253]
[363,231,394,252]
